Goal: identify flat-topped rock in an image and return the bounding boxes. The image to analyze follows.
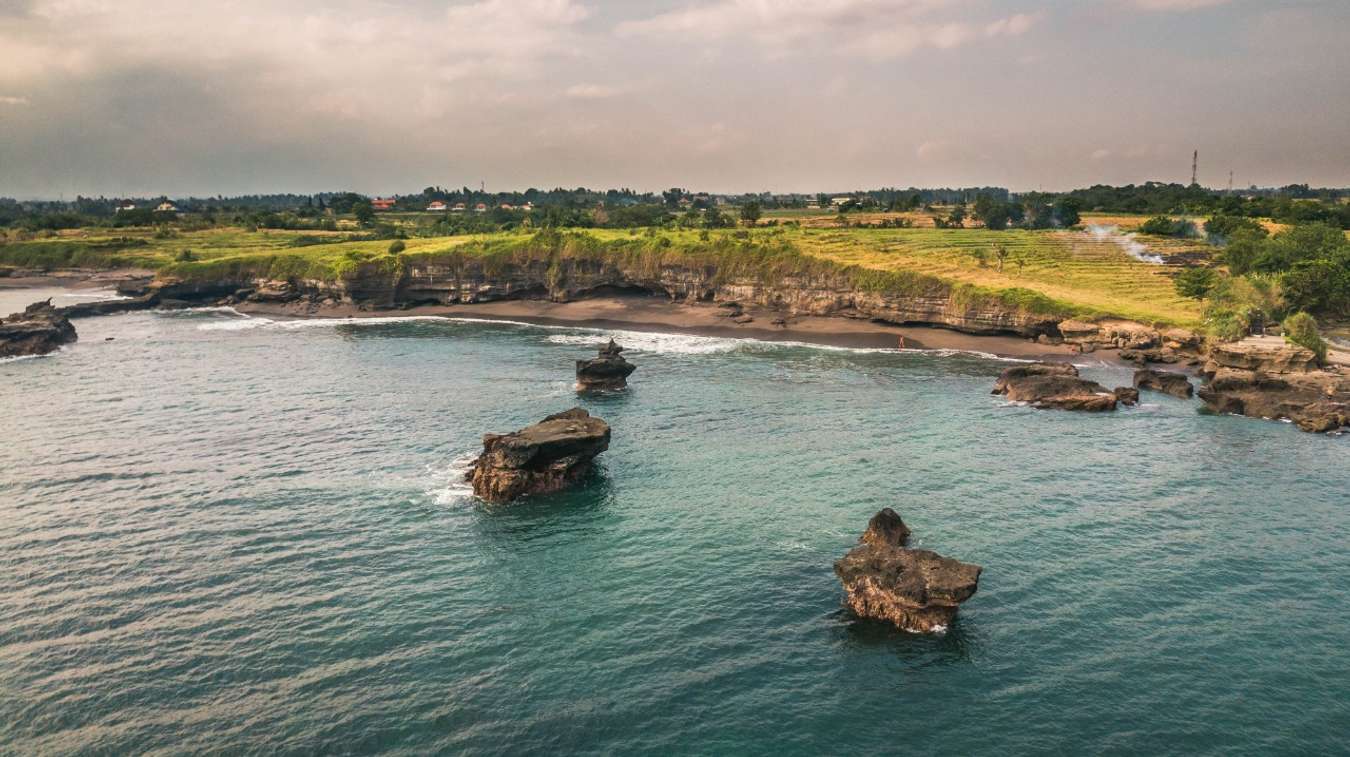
[466,408,611,503]
[993,363,1118,412]
[0,299,78,358]
[834,509,982,634]
[1208,340,1318,374]
[1199,366,1350,433]
[575,339,636,391]
[1134,368,1194,399]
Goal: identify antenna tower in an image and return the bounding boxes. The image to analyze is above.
[1191,150,1198,186]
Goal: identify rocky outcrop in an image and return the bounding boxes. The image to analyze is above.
[575,339,636,391]
[1134,368,1194,399]
[1113,386,1140,406]
[992,363,1118,412]
[834,509,982,634]
[466,408,611,503]
[0,299,78,358]
[1059,319,1204,366]
[1198,339,1349,433]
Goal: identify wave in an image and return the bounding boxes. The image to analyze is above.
[0,351,56,365]
[186,310,1029,362]
[424,453,478,505]
[196,309,448,332]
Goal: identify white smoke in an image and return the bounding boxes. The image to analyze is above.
[1086,224,1164,265]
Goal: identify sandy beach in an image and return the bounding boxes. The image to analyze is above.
[233,294,1097,362]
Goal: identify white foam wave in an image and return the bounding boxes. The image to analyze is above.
[0,351,55,364]
[197,311,447,332]
[1086,225,1165,265]
[542,328,1027,361]
[425,453,478,505]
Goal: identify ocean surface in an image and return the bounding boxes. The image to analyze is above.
[2,287,1347,755]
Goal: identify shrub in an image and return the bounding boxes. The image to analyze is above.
[1205,215,1267,241]
[175,249,195,262]
[388,240,406,255]
[1174,266,1217,300]
[1139,216,1195,237]
[1283,312,1327,364]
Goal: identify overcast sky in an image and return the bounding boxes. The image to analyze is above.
[1,0,1347,198]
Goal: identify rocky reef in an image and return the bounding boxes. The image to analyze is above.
[834,509,982,634]
[466,408,612,503]
[0,299,78,358]
[575,339,636,391]
[992,363,1120,412]
[1198,341,1349,433]
[1133,368,1194,399]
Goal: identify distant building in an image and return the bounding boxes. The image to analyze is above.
[521,202,534,211]
[451,203,467,212]
[426,200,449,212]
[371,198,396,212]
[473,203,487,213]
[155,201,178,213]
[831,196,853,207]
[500,203,514,210]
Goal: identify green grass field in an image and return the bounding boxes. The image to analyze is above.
[0,222,1216,327]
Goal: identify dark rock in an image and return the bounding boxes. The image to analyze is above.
[731,314,754,324]
[992,363,1118,412]
[575,339,636,391]
[0,299,78,358]
[56,292,159,318]
[834,510,982,634]
[860,508,911,547]
[1199,366,1350,433]
[1134,369,1194,399]
[1113,387,1139,405]
[466,408,611,503]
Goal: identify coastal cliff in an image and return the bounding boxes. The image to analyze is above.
[152,233,1073,337]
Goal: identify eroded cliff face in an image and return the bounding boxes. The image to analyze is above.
[330,256,1064,336]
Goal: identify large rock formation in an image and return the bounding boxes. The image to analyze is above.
[0,299,78,358]
[1133,368,1194,399]
[466,408,612,503]
[992,362,1118,412]
[575,339,636,391]
[834,509,982,634]
[1198,341,1349,433]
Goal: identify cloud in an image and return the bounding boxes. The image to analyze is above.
[0,95,29,105]
[617,0,1036,60]
[565,83,622,99]
[1132,0,1232,11]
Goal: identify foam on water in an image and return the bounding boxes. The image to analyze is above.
[196,309,449,332]
[424,453,479,505]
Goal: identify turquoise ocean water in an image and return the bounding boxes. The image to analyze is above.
[1,288,1347,754]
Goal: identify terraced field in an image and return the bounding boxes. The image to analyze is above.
[792,227,1211,326]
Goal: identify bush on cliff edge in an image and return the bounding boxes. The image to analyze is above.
[1283,312,1327,365]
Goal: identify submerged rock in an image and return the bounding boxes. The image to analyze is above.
[992,363,1118,412]
[1133,368,1194,399]
[466,408,611,503]
[0,299,78,358]
[834,508,982,634]
[575,339,637,391]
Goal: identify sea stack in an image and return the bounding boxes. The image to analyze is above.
[0,299,78,358]
[466,408,611,503]
[992,362,1118,412]
[575,339,636,391]
[833,509,982,634]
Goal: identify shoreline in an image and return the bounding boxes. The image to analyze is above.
[233,295,1107,363]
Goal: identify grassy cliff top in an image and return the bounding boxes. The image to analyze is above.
[0,223,1212,326]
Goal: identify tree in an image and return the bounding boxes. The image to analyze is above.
[971,248,989,268]
[994,244,1009,272]
[740,200,762,226]
[1054,197,1082,227]
[704,206,730,229]
[1284,312,1328,364]
[1174,266,1218,300]
[353,201,375,227]
[388,240,406,255]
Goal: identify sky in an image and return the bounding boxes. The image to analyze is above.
[1,0,1347,198]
